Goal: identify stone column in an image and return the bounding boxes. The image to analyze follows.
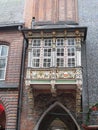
[76,86,82,113]
[28,39,32,67]
[25,70,34,117]
[76,68,82,113]
[25,83,34,117]
[52,32,56,67]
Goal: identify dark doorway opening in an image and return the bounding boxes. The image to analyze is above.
[38,104,78,130]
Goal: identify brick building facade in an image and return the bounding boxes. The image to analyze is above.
[0,0,98,130]
[0,27,23,130]
[0,0,24,130]
[20,0,86,130]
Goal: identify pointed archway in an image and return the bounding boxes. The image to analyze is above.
[34,102,81,130]
[0,104,6,130]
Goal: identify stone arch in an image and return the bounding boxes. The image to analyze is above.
[0,41,10,46]
[0,97,6,130]
[0,93,18,130]
[0,96,7,116]
[34,101,81,130]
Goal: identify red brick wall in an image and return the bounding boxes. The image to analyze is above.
[0,91,18,130]
[24,0,33,28]
[0,28,23,130]
[24,0,78,28]
[0,29,23,84]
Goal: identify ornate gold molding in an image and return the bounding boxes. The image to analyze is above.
[30,68,82,80]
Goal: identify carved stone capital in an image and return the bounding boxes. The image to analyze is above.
[50,80,57,96]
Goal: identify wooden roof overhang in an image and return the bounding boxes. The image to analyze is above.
[21,26,87,41]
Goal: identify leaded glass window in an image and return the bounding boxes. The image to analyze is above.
[68,58,75,67]
[31,38,76,68]
[67,38,76,67]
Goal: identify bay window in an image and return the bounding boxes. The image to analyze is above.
[30,38,76,68]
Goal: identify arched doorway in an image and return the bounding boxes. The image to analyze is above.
[48,118,69,130]
[0,104,6,130]
[34,102,80,130]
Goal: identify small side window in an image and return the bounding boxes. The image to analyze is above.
[0,45,8,80]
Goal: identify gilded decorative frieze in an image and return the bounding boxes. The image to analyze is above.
[30,68,82,80]
[24,30,85,39]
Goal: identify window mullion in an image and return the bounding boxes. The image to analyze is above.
[52,47,56,67]
[40,39,43,67]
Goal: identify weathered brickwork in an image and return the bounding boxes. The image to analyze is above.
[24,0,78,28]
[0,28,23,129]
[0,29,23,84]
[0,91,18,130]
[20,90,76,130]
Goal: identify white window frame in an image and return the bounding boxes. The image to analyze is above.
[0,45,9,80]
[43,39,52,68]
[56,38,65,67]
[67,38,76,67]
[30,38,77,68]
[31,39,41,68]
[68,58,75,67]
